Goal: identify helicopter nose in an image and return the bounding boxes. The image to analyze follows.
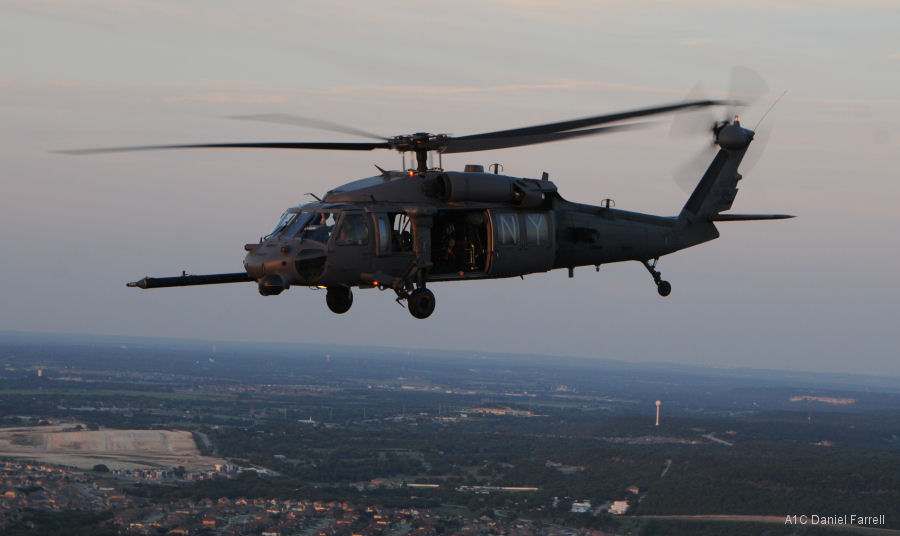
[244,248,293,295]
[243,246,290,280]
[244,243,329,286]
[242,251,267,279]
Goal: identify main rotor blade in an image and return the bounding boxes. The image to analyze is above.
[728,67,768,107]
[442,123,651,154]
[454,100,726,142]
[58,141,392,155]
[230,114,389,141]
[673,144,718,193]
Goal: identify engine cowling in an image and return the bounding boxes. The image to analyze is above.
[437,172,556,208]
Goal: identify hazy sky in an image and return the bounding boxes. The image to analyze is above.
[2,1,898,376]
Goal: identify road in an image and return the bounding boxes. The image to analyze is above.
[702,432,733,446]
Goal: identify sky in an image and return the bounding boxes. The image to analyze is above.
[1,1,898,376]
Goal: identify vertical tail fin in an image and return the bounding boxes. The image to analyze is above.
[679,120,753,222]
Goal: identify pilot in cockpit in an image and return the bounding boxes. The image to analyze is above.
[305,212,335,243]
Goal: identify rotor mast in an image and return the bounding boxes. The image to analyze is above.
[415,148,428,173]
[392,132,448,173]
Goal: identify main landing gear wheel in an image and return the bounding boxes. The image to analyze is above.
[407,288,435,319]
[326,286,353,314]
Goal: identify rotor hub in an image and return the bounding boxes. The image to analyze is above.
[715,119,754,151]
[390,133,449,152]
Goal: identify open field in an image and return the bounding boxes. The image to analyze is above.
[0,424,227,471]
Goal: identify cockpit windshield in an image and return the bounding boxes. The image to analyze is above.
[283,211,314,237]
[268,211,298,238]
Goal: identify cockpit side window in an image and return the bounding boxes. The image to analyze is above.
[375,215,392,255]
[297,212,336,243]
[284,212,314,237]
[335,213,369,246]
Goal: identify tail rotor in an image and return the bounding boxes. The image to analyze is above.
[671,67,773,191]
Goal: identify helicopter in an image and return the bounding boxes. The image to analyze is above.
[65,99,792,319]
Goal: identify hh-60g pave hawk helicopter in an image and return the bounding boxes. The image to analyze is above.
[66,99,792,319]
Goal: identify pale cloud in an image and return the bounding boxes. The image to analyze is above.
[483,0,900,24]
[164,92,288,104]
[0,77,290,104]
[659,0,897,5]
[480,0,638,23]
[321,81,900,108]
[680,38,713,47]
[781,95,900,107]
[13,78,109,90]
[889,52,900,61]
[4,0,266,38]
[7,76,898,109]
[323,79,688,97]
[6,0,192,21]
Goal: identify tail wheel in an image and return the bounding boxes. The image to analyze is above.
[326,286,353,314]
[657,281,672,297]
[408,288,435,319]
[642,259,672,298]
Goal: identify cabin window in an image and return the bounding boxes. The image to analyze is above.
[524,212,549,246]
[375,215,392,255]
[335,213,369,246]
[496,213,519,246]
[391,213,413,252]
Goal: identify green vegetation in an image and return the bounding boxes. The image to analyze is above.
[2,510,117,536]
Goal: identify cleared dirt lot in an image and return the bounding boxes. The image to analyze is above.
[0,424,227,471]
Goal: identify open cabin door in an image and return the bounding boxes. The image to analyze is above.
[430,210,489,278]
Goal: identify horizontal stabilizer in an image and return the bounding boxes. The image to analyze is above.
[127,272,252,289]
[711,214,795,221]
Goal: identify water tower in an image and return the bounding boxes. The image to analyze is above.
[655,400,661,426]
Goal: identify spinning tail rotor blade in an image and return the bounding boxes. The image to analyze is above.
[671,68,768,143]
[672,144,718,193]
[669,84,718,139]
[725,69,776,174]
[739,93,782,174]
[671,68,773,189]
[726,66,769,120]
